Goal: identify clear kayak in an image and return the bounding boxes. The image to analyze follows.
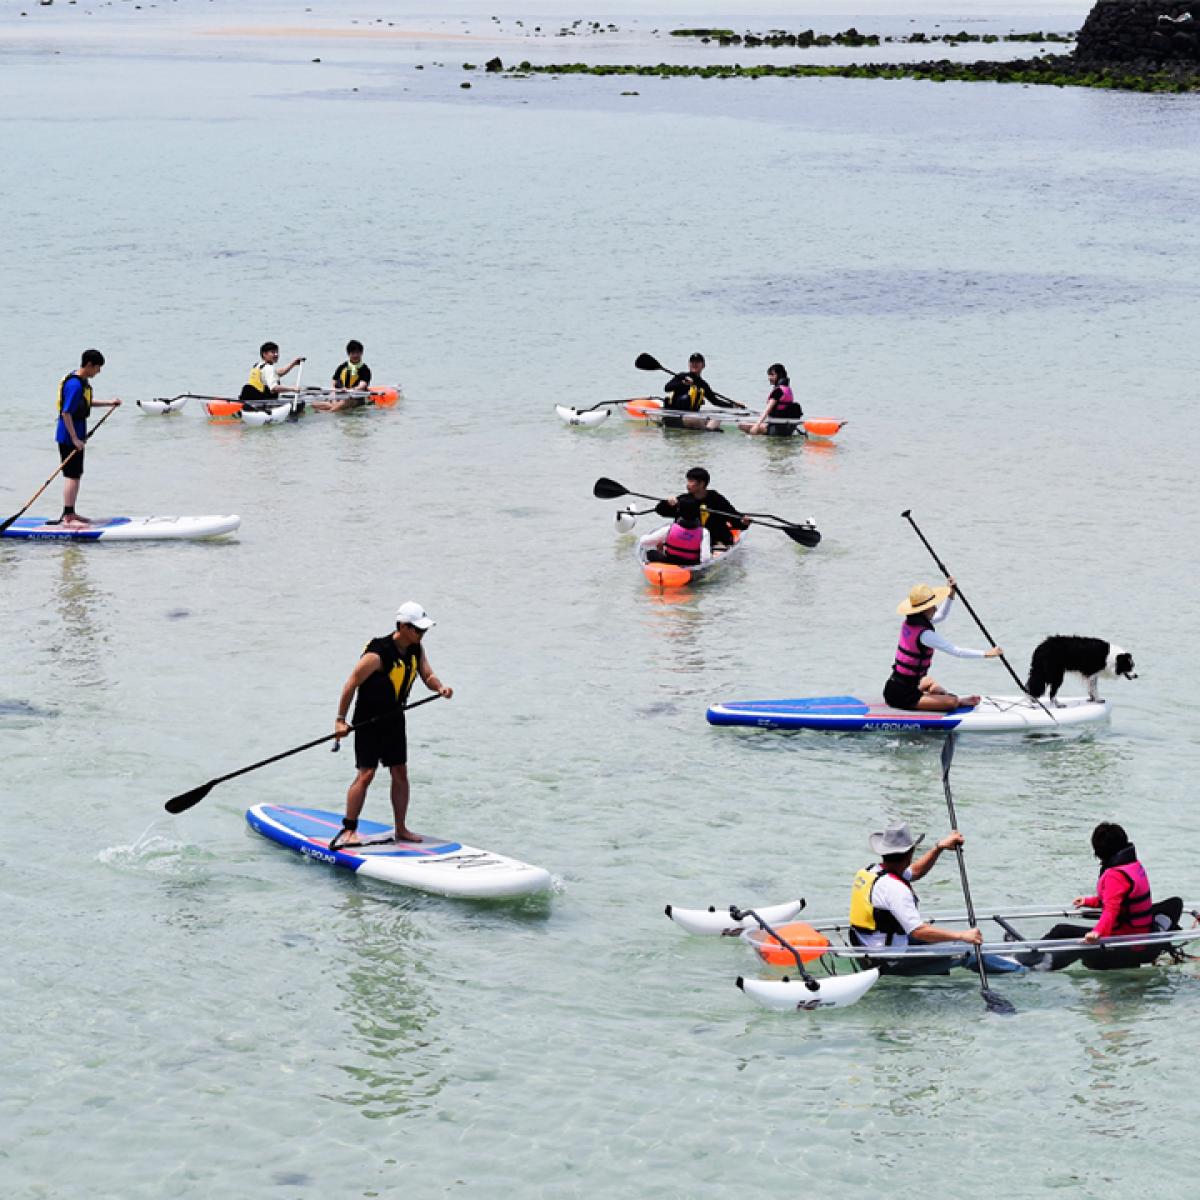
[636,525,745,589]
[624,397,847,439]
[200,386,400,420]
[706,693,1110,734]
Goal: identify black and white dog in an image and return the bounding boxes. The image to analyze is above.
[1026,636,1137,706]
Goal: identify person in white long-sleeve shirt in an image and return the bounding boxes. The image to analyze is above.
[640,495,713,566]
[883,578,1003,711]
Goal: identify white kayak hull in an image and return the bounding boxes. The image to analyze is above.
[2,515,241,542]
[555,404,610,427]
[707,694,1110,734]
[246,804,552,900]
[665,900,805,936]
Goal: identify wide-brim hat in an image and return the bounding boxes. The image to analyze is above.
[869,821,925,857]
[897,582,951,616]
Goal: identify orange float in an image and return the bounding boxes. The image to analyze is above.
[205,399,243,420]
[368,387,399,408]
[802,418,847,440]
[749,921,831,967]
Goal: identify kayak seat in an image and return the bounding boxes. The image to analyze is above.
[1152,896,1183,932]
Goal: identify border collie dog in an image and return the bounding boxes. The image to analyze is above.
[1026,637,1137,706]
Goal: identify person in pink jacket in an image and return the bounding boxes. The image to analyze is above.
[1021,823,1172,970]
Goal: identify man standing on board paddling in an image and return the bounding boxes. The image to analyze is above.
[655,467,748,549]
[849,822,983,974]
[331,602,453,849]
[239,341,304,407]
[51,349,122,527]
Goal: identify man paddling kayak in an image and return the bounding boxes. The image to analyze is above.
[849,821,983,973]
[331,602,453,848]
[660,352,738,431]
[313,339,372,412]
[51,349,122,527]
[239,342,304,406]
[655,467,747,548]
[884,580,1004,712]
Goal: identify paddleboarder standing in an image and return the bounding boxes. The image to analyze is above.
[52,349,121,527]
[331,602,452,849]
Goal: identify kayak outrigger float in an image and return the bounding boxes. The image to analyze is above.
[706,694,1109,734]
[667,901,1200,1012]
[554,396,847,439]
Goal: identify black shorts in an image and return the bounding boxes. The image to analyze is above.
[883,675,922,710]
[58,441,84,480]
[354,716,407,769]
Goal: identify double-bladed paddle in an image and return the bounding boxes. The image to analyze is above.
[164,693,442,814]
[634,352,748,410]
[901,509,1055,722]
[594,477,821,548]
[0,406,118,535]
[941,734,1016,1016]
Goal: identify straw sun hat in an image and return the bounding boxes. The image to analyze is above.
[896,582,951,616]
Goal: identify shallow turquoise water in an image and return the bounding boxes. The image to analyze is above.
[2,3,1198,1196]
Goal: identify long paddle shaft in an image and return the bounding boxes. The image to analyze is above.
[593,477,820,547]
[164,693,442,814]
[941,735,1016,1015]
[901,509,1055,722]
[0,406,118,534]
[634,352,747,410]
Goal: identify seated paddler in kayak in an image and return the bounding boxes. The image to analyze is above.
[660,352,738,431]
[313,339,371,412]
[239,341,305,408]
[1018,823,1181,971]
[849,822,983,975]
[884,579,1004,711]
[654,466,747,549]
[741,362,803,436]
[640,495,711,566]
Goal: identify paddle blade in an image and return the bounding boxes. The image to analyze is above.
[165,781,215,814]
[593,477,628,500]
[634,352,666,373]
[784,524,822,548]
[982,986,1017,1016]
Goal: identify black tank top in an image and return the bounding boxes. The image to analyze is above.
[352,635,420,722]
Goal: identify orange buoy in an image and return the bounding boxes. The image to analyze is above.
[369,387,399,408]
[643,562,693,589]
[624,397,663,419]
[751,921,830,967]
[205,400,243,420]
[802,418,846,440]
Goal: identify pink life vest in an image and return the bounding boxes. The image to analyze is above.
[770,384,800,416]
[892,616,934,679]
[663,522,703,564]
[1100,860,1153,936]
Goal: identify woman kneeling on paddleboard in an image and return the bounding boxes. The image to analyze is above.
[884,579,1003,712]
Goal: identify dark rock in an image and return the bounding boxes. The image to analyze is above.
[486,56,503,71]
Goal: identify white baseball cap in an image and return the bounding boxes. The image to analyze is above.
[395,601,435,631]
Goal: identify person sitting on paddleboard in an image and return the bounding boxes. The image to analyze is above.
[313,339,372,412]
[330,602,453,849]
[1019,823,1177,971]
[239,341,304,408]
[742,362,803,437]
[849,822,983,974]
[50,348,122,528]
[884,580,1003,712]
[661,353,737,431]
[654,466,747,550]
[641,495,712,567]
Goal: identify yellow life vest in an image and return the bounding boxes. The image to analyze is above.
[58,373,93,421]
[246,361,270,395]
[335,361,363,389]
[849,864,914,940]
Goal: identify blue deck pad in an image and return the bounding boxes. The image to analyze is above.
[248,805,463,863]
[2,517,131,541]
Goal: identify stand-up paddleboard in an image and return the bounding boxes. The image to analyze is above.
[2,515,241,542]
[706,694,1109,734]
[245,804,552,900]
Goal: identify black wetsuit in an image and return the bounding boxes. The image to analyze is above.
[656,489,746,548]
[352,635,421,769]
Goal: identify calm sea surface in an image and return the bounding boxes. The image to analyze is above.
[2,2,1199,1196]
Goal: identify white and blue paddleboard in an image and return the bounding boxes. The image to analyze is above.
[2,515,240,542]
[706,694,1109,734]
[245,804,552,900]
